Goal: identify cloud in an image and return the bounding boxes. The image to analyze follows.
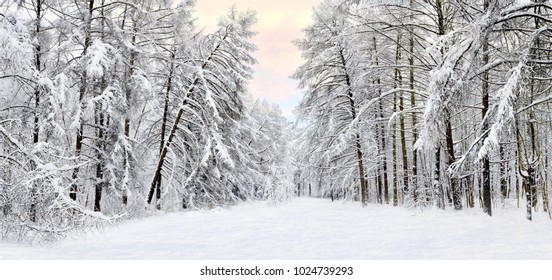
[194,0,320,118]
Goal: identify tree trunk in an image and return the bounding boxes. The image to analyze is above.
[466,176,475,208]
[525,165,536,221]
[29,0,44,222]
[408,0,418,203]
[374,36,388,204]
[481,0,492,216]
[434,146,444,209]
[120,8,138,206]
[338,49,368,206]
[500,145,508,201]
[124,20,137,138]
[71,0,95,202]
[392,92,398,207]
[399,83,410,204]
[392,32,401,206]
[93,0,109,213]
[94,91,105,212]
[445,108,461,210]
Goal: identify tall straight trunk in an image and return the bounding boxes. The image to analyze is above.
[397,35,410,204]
[543,154,550,214]
[29,0,43,222]
[374,103,381,204]
[71,0,95,201]
[93,0,108,213]
[374,36,389,204]
[395,27,409,204]
[432,0,447,210]
[408,0,418,203]
[435,0,460,209]
[379,98,389,204]
[392,32,402,206]
[392,92,398,206]
[399,89,409,203]
[527,5,543,211]
[94,82,106,212]
[32,0,42,145]
[481,0,492,216]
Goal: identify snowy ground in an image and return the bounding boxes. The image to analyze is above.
[1,198,552,259]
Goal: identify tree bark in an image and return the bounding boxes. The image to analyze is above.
[434,146,444,209]
[29,0,44,222]
[481,0,492,216]
[399,99,409,203]
[445,108,461,210]
[408,0,418,203]
[71,0,95,202]
[374,36,388,204]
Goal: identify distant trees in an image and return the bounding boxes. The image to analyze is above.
[0,1,292,241]
[293,2,375,206]
[293,0,552,220]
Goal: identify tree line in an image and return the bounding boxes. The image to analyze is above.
[292,0,552,221]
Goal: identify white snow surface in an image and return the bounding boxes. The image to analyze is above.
[1,198,552,259]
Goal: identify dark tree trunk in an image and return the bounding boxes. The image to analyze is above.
[71,0,95,202]
[500,145,508,200]
[374,36,388,204]
[525,166,536,221]
[445,109,461,210]
[481,0,492,216]
[399,101,409,202]
[434,147,444,209]
[466,176,475,208]
[408,2,418,203]
[29,0,44,222]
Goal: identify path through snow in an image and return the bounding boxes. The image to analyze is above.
[1,198,552,259]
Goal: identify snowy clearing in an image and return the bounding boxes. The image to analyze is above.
[1,198,552,259]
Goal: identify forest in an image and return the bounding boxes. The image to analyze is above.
[0,0,292,241]
[293,0,552,220]
[1,0,552,243]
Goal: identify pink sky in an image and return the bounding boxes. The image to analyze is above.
[194,0,321,118]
